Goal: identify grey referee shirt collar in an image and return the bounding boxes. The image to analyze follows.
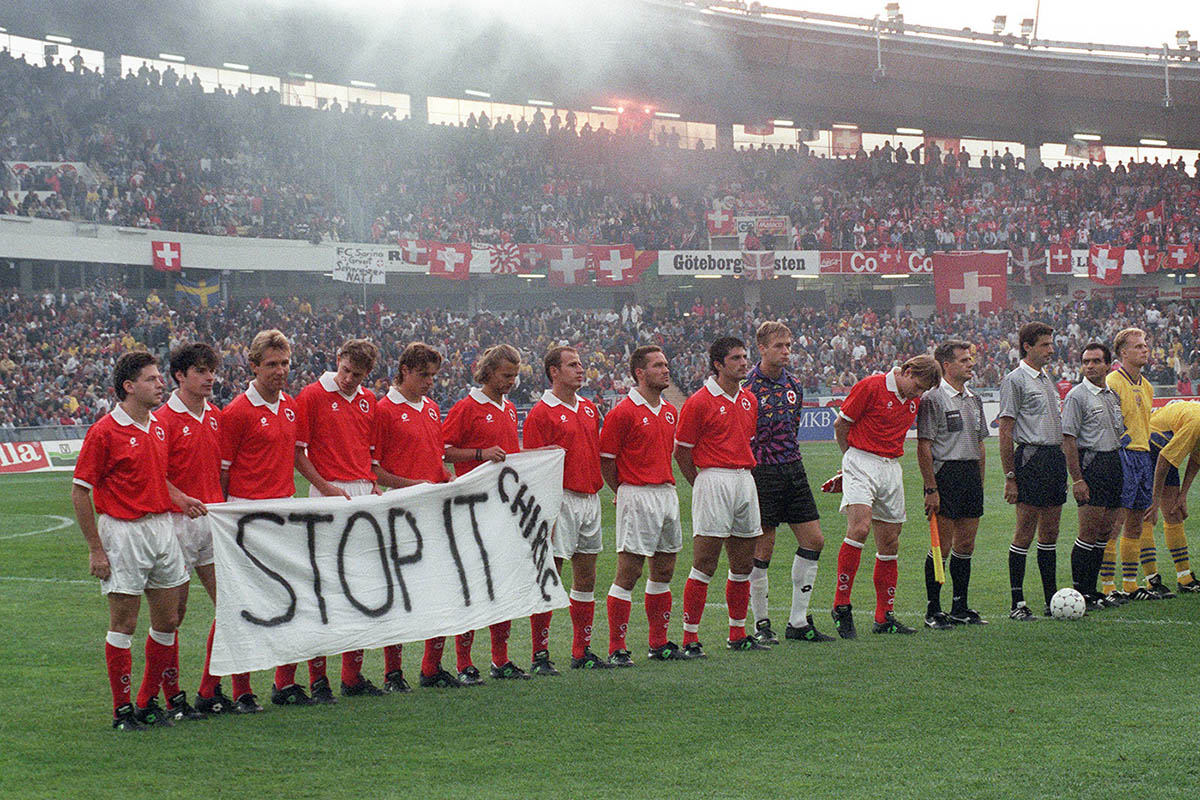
[939,378,973,399]
[1017,360,1048,380]
[1083,377,1110,396]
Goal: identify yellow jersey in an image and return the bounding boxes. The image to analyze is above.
[1106,367,1153,450]
[1148,401,1200,468]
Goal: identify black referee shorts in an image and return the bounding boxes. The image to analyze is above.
[934,460,984,519]
[752,460,820,529]
[1079,449,1123,509]
[1014,444,1067,508]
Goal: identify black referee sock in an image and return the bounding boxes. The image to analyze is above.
[1070,539,1092,594]
[949,550,971,613]
[1036,542,1058,607]
[1088,539,1107,597]
[924,551,941,614]
[1008,544,1028,608]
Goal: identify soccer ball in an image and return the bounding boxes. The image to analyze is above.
[1049,588,1086,620]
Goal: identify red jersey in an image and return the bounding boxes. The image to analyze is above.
[73,405,171,520]
[296,372,375,482]
[442,387,520,476]
[374,388,447,483]
[675,377,758,470]
[522,390,603,494]
[838,369,920,459]
[157,391,224,505]
[220,382,298,500]
[598,389,677,486]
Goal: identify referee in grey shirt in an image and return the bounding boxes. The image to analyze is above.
[998,321,1066,621]
[1061,341,1124,610]
[917,339,989,629]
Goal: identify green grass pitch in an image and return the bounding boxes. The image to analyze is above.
[2,440,1199,798]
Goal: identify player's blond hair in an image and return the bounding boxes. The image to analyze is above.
[1113,327,1146,357]
[248,329,290,365]
[901,354,942,386]
[474,344,521,384]
[337,338,379,372]
[755,320,791,347]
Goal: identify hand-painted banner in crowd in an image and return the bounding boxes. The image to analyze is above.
[207,449,568,675]
[332,246,388,284]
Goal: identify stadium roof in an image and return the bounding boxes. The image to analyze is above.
[6,0,1200,148]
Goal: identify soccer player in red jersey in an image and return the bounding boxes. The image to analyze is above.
[829,355,941,638]
[72,351,207,730]
[600,346,689,665]
[522,346,608,673]
[441,344,526,684]
[674,336,767,657]
[156,343,233,720]
[372,342,462,689]
[219,329,301,710]
[293,338,389,699]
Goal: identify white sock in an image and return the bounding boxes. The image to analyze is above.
[749,561,770,624]
[789,550,821,628]
[149,628,176,647]
[106,630,132,649]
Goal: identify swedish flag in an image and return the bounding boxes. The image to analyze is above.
[175,276,221,308]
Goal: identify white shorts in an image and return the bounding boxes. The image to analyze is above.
[615,483,683,556]
[692,468,761,539]
[839,447,906,524]
[309,479,375,498]
[170,512,214,571]
[97,513,189,596]
[552,491,603,559]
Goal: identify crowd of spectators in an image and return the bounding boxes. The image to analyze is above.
[3,47,1200,255]
[4,283,1200,433]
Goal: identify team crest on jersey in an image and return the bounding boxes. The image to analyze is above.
[719,405,727,415]
[664,411,675,424]
[583,405,595,417]
[182,425,191,436]
[560,414,568,423]
[740,397,752,411]
[331,401,339,411]
[209,417,218,430]
[909,401,917,412]
[401,412,409,422]
[155,426,165,440]
[486,413,494,422]
[260,416,269,426]
[641,416,650,425]
[786,390,797,405]
[428,407,438,420]
[359,398,370,413]
[508,409,517,421]
[887,401,893,409]
[284,408,295,422]
[128,436,139,448]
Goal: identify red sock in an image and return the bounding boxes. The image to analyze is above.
[421,638,445,677]
[455,631,475,671]
[489,620,511,665]
[341,650,364,686]
[530,611,553,655]
[198,620,220,699]
[162,636,181,701]
[645,588,672,649]
[307,655,327,685]
[607,590,632,654]
[835,540,864,606]
[682,573,710,646]
[384,644,403,675]
[874,556,898,623]
[568,594,594,659]
[135,632,173,708]
[105,639,133,712]
[726,574,750,641]
[274,663,298,690]
[231,672,251,698]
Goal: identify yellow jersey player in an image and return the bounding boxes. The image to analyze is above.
[1146,401,1200,593]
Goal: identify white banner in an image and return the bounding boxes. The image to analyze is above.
[207,449,568,675]
[332,246,387,284]
[658,250,820,276]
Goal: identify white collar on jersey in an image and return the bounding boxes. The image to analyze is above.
[939,378,973,400]
[539,389,579,413]
[246,381,283,414]
[112,404,157,433]
[1083,377,1110,396]
[469,386,508,411]
[884,368,906,402]
[385,386,426,411]
[318,371,364,402]
[1018,360,1048,380]
[703,375,738,402]
[628,387,662,415]
[167,390,213,422]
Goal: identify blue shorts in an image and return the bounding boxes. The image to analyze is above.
[1149,444,1181,488]
[1119,449,1155,509]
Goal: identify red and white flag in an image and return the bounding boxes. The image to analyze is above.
[1166,243,1197,271]
[428,242,471,280]
[705,208,735,236]
[741,250,775,280]
[932,252,1007,314]
[876,246,905,274]
[1047,244,1073,275]
[1136,201,1165,224]
[590,245,652,286]
[1137,245,1163,274]
[1088,244,1124,286]
[397,238,429,265]
[518,243,546,273]
[489,241,523,274]
[546,245,590,287]
[151,241,182,272]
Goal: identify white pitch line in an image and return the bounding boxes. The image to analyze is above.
[0,575,92,586]
[0,515,73,540]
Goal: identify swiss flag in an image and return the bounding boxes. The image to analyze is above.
[1166,243,1197,271]
[590,245,652,286]
[741,251,775,280]
[1047,244,1073,274]
[706,208,735,236]
[932,252,1007,314]
[876,246,905,274]
[397,238,429,265]
[151,241,182,272]
[1088,244,1124,286]
[1136,201,1165,224]
[546,245,590,286]
[518,243,546,273]
[1137,245,1163,274]
[428,242,471,280]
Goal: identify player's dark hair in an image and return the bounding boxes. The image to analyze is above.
[113,351,157,401]
[397,342,443,381]
[709,337,745,375]
[630,345,664,380]
[337,338,379,372]
[1082,341,1112,364]
[169,342,219,384]
[1018,321,1053,358]
[544,345,578,381]
[933,339,972,367]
